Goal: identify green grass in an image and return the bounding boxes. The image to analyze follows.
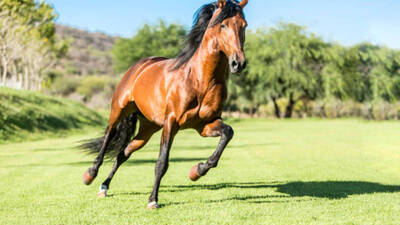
[0,119,399,224]
[0,87,105,143]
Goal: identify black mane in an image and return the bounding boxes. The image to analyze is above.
[172,0,244,70]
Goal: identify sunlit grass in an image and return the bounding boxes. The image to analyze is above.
[0,87,105,143]
[0,119,399,224]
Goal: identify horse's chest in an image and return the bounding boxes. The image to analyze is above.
[178,83,226,128]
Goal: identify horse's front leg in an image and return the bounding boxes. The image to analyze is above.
[147,115,178,209]
[189,118,234,181]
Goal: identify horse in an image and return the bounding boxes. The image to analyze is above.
[81,0,248,209]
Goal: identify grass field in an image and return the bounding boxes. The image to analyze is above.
[1,119,399,224]
[0,87,105,143]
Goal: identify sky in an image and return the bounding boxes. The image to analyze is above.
[46,0,400,49]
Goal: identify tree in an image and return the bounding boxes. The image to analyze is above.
[112,20,186,73]
[0,0,67,90]
[337,43,400,102]
[320,44,347,100]
[243,23,328,118]
[224,22,400,117]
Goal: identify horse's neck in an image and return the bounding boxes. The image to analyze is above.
[189,39,229,90]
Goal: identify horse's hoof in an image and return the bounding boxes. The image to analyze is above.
[189,164,201,181]
[97,190,106,198]
[97,184,108,198]
[146,201,160,210]
[82,168,95,185]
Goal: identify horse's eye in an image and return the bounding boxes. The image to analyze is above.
[221,24,227,29]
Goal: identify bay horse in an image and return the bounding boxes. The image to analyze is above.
[82,0,248,209]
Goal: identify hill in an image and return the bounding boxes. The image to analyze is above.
[0,87,106,143]
[54,24,118,76]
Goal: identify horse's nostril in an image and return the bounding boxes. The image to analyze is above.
[231,61,238,69]
[242,60,247,70]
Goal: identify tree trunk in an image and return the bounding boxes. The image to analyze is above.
[15,63,22,88]
[2,63,7,86]
[271,96,281,118]
[1,56,7,86]
[284,93,296,118]
[24,68,29,90]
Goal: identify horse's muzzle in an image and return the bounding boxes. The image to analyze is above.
[229,56,247,74]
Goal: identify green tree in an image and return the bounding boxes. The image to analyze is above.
[339,43,399,102]
[0,0,68,90]
[1,0,57,42]
[320,44,347,100]
[228,22,400,118]
[243,23,328,118]
[368,47,400,102]
[112,20,186,73]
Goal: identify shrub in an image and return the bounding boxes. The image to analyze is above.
[251,98,400,120]
[76,76,117,102]
[50,75,80,96]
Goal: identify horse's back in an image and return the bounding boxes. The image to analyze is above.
[112,57,168,109]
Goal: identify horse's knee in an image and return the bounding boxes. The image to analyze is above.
[200,120,234,138]
[222,125,234,141]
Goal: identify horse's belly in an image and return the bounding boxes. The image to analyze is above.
[132,65,168,126]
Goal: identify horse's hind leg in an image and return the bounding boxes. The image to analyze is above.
[189,118,234,181]
[97,119,160,197]
[83,126,115,185]
[82,106,124,185]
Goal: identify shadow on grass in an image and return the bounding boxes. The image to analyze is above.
[108,180,400,206]
[276,181,400,199]
[166,181,400,199]
[97,180,400,207]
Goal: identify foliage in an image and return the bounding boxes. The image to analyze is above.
[112,20,186,73]
[1,0,57,40]
[228,22,400,118]
[9,16,398,119]
[0,0,69,90]
[49,72,80,96]
[241,98,400,120]
[76,75,118,103]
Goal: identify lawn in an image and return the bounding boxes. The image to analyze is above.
[0,119,399,224]
[0,87,105,143]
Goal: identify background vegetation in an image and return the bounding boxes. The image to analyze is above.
[111,22,400,119]
[1,1,400,119]
[0,0,68,91]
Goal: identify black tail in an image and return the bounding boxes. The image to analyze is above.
[80,112,138,159]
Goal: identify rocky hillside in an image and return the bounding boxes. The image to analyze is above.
[54,24,118,76]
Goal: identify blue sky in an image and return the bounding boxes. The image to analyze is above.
[46,0,400,48]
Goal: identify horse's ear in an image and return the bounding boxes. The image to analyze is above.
[218,0,226,8]
[239,0,248,8]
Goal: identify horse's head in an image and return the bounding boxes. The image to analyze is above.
[173,0,249,73]
[211,0,248,74]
